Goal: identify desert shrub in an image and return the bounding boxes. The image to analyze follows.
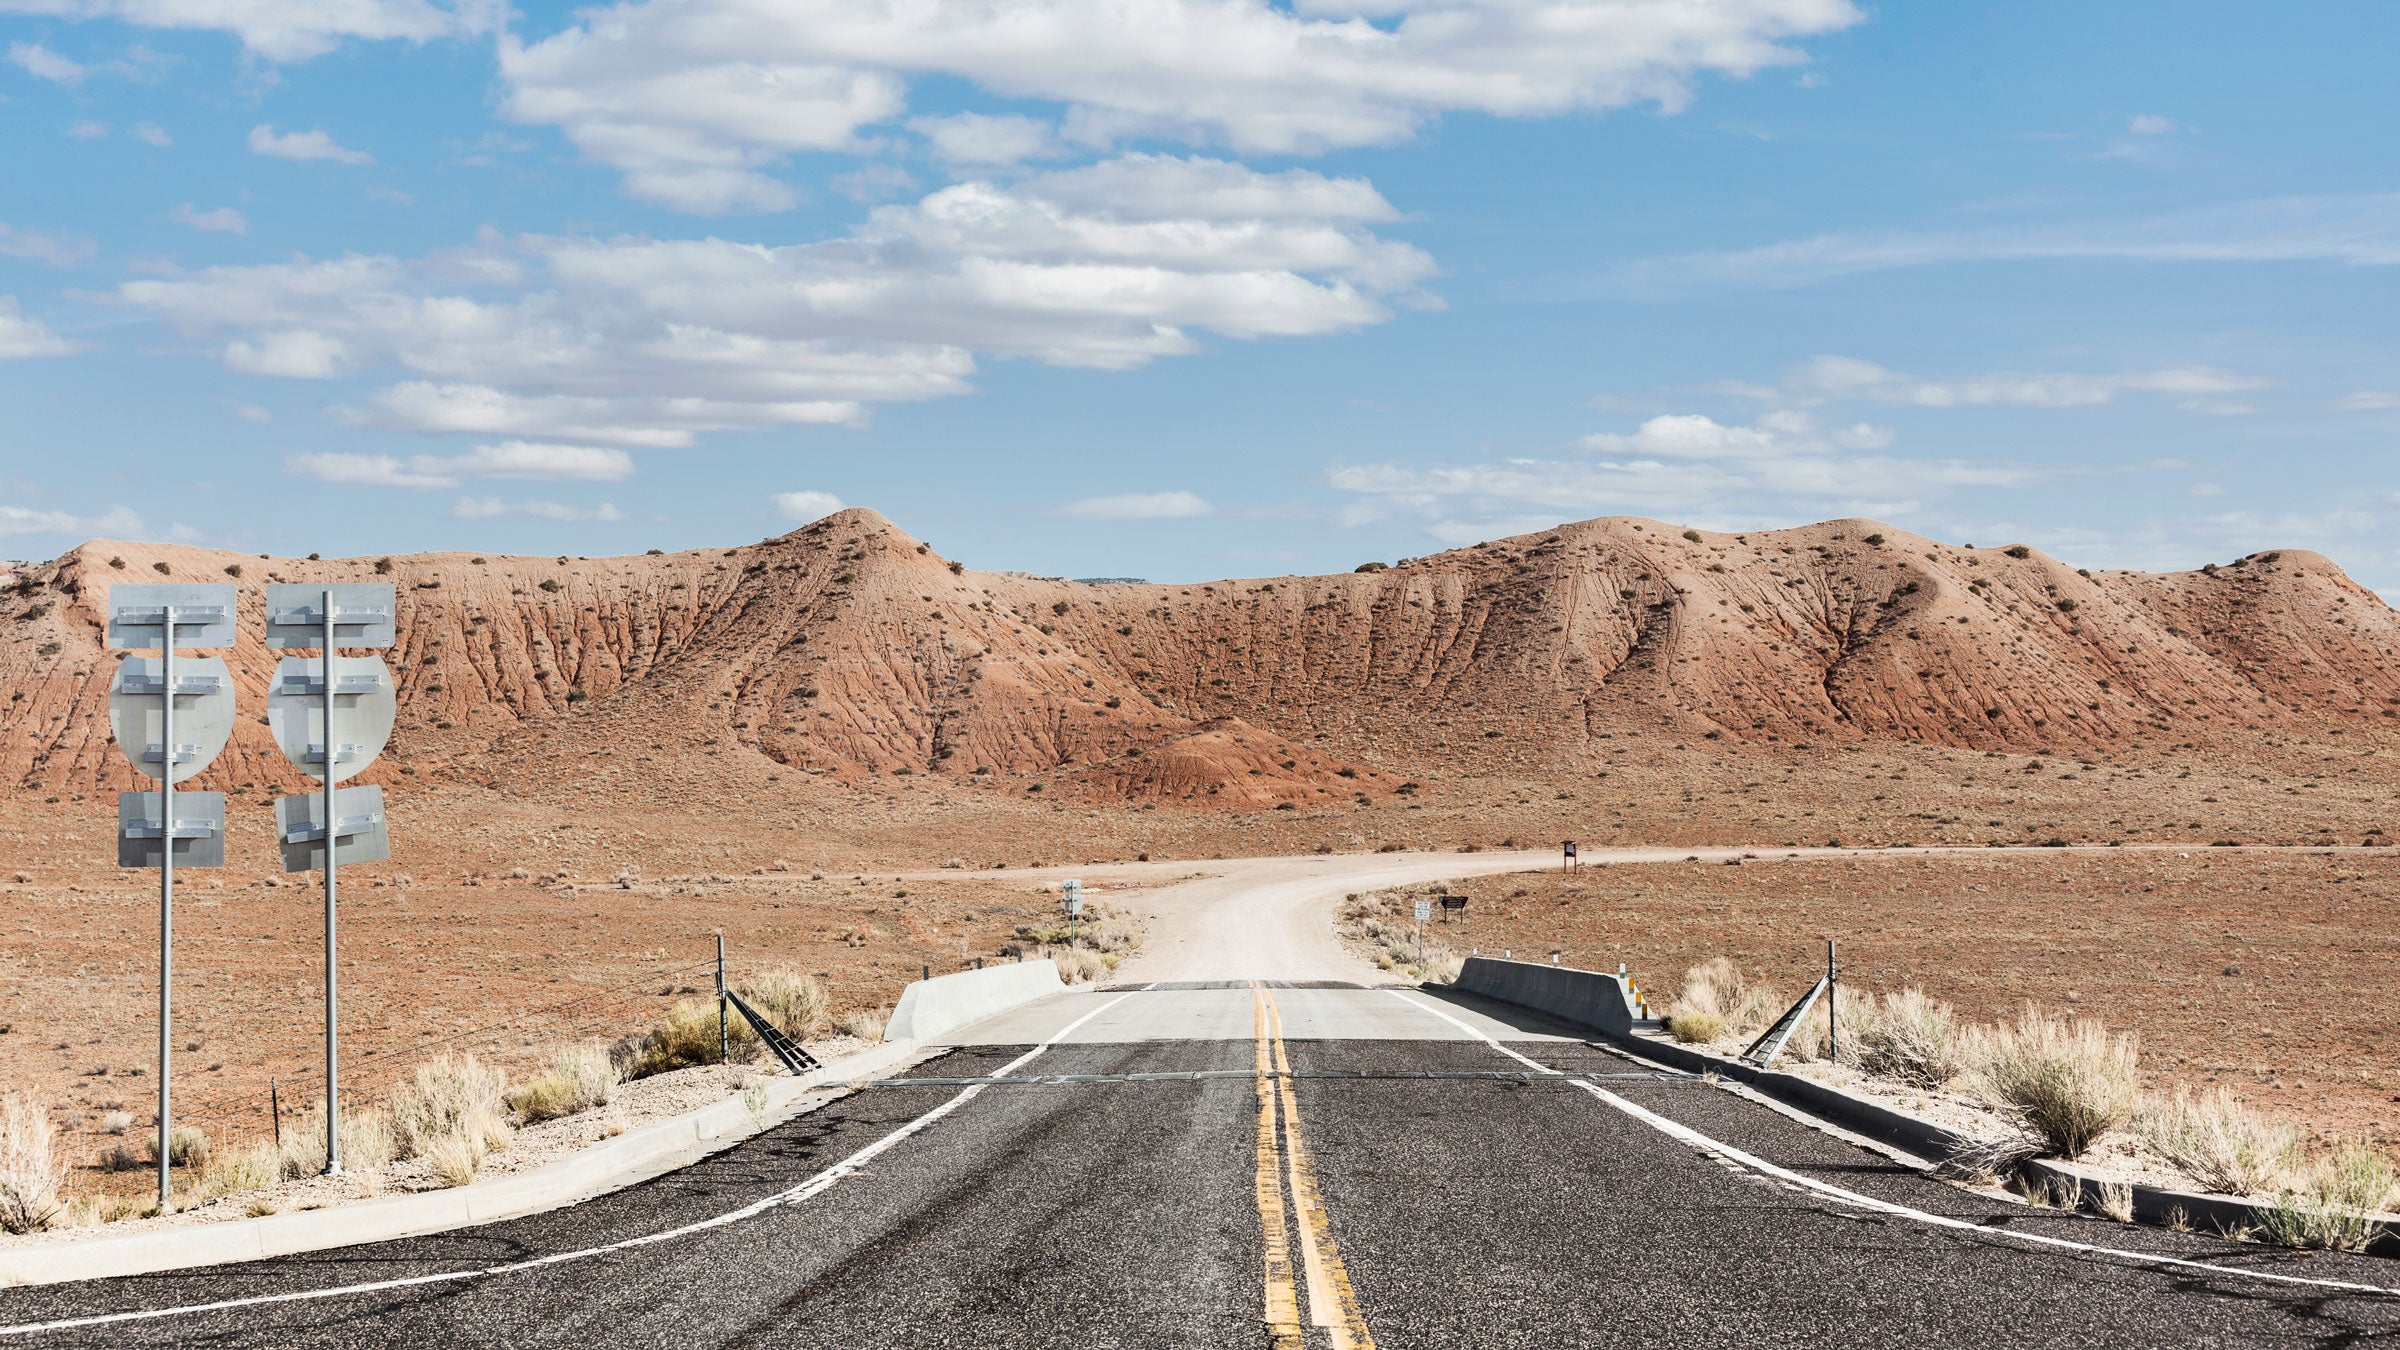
[1666,1011,1725,1045]
[1052,949,1109,985]
[837,1007,889,1041]
[1781,984,1877,1065]
[1855,988,1965,1087]
[622,999,728,1080]
[426,1133,483,1188]
[1672,957,1743,1021]
[2261,1145,2398,1252]
[198,1141,283,1203]
[144,1124,209,1169]
[1424,952,1464,985]
[510,1043,619,1124]
[1964,1007,2138,1159]
[0,1092,66,1234]
[390,1053,510,1160]
[2137,1088,2300,1195]
[738,968,832,1041]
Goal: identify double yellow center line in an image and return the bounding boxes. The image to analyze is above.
[1252,982,1376,1350]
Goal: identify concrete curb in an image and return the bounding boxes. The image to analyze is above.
[1452,956,1640,1037]
[1452,977,2400,1259]
[0,1038,932,1289]
[885,960,1067,1044]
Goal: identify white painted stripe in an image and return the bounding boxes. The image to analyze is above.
[1387,992,2400,1299]
[0,994,1138,1340]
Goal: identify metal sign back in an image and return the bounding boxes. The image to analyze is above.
[1563,840,1577,858]
[263,583,397,649]
[1439,895,1468,911]
[108,655,236,785]
[117,792,226,868]
[267,655,396,783]
[107,584,237,650]
[275,785,391,872]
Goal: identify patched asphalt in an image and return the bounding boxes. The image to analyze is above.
[4,987,2397,1348]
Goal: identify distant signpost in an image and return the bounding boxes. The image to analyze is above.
[1413,898,1432,959]
[1563,839,1578,872]
[1438,894,1467,921]
[107,583,236,1213]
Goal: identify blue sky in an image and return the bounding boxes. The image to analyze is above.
[2,0,2396,591]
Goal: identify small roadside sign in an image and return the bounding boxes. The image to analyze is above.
[1563,839,1579,872]
[1413,899,1432,923]
[1439,895,1467,916]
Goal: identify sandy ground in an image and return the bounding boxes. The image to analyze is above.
[1360,845,2400,1159]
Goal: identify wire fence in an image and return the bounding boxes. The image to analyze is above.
[84,954,724,1171]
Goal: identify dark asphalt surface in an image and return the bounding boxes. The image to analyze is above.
[3,991,2396,1348]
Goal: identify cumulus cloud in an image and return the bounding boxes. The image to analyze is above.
[771,489,844,521]
[132,122,171,146]
[115,154,1435,444]
[7,40,85,83]
[1331,409,2051,537]
[1058,490,1213,519]
[66,120,108,139]
[0,222,97,267]
[249,124,373,165]
[452,496,624,522]
[1757,355,2265,410]
[1604,192,2400,294]
[498,0,1858,212]
[0,296,79,359]
[169,202,248,234]
[2127,113,2178,136]
[0,0,490,62]
[288,442,635,489]
[911,112,1058,167]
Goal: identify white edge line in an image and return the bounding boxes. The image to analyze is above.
[0,992,1140,1340]
[1386,991,2400,1299]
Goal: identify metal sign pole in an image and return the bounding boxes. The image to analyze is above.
[716,935,728,1065]
[321,588,341,1175]
[1826,939,1839,1065]
[156,604,175,1214]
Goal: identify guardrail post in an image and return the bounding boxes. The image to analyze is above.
[716,935,728,1065]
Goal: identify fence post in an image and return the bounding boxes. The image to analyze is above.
[269,1077,281,1149]
[1826,939,1839,1064]
[716,935,728,1065]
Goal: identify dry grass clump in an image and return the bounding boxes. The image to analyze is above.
[837,1007,889,1041]
[1669,957,1783,1041]
[278,1103,399,1179]
[0,1091,66,1234]
[1780,985,1875,1064]
[1963,1006,2139,1159]
[510,1043,619,1124]
[2262,1146,2398,1252]
[1053,948,1112,984]
[390,1053,513,1186]
[1665,1011,1725,1044]
[738,968,833,1041]
[2136,1088,2301,1196]
[1853,988,1965,1087]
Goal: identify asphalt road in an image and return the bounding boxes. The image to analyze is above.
[3,982,2396,1348]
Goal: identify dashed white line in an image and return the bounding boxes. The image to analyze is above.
[0,993,1139,1340]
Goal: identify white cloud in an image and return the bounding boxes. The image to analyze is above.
[249,124,372,165]
[227,400,271,422]
[2128,113,2177,136]
[66,119,108,139]
[1330,409,2051,537]
[289,442,636,489]
[7,40,85,83]
[832,163,917,203]
[0,295,79,359]
[0,222,96,267]
[451,496,624,522]
[116,155,1434,445]
[1767,355,2264,409]
[1058,489,1213,520]
[912,112,1057,167]
[2188,482,2223,497]
[0,499,139,537]
[132,121,170,146]
[0,0,490,62]
[2337,391,2400,412]
[498,0,1859,212]
[1605,193,2400,294]
[771,489,844,522]
[169,202,248,234]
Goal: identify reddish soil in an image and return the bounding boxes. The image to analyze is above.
[1406,849,2400,1159]
[3,506,2395,1176]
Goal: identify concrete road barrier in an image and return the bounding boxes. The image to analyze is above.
[1452,956,1639,1036]
[885,959,1069,1043]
